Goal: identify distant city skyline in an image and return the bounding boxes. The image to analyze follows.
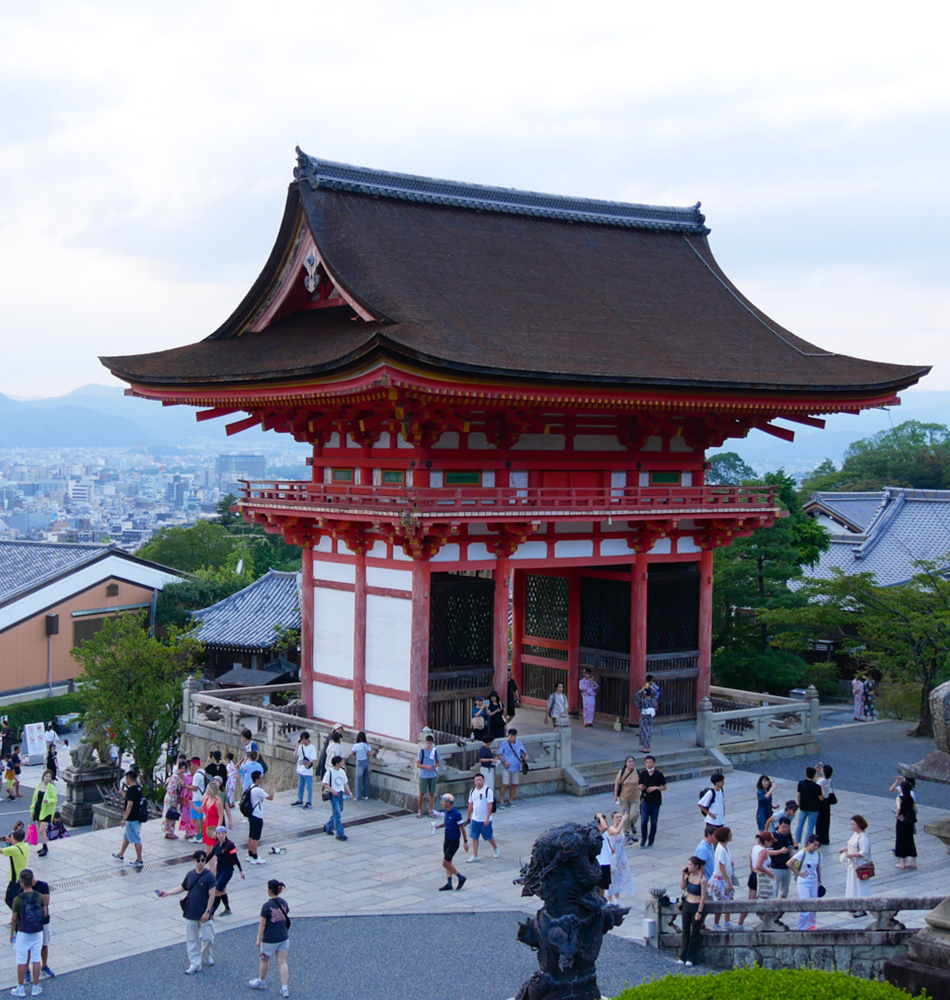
[1,2,947,396]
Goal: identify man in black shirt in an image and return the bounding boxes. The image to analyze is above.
[158,851,217,974]
[111,769,143,866]
[796,766,823,845]
[205,751,228,785]
[770,816,795,898]
[637,755,667,848]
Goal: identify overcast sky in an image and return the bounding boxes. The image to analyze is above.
[2,0,947,399]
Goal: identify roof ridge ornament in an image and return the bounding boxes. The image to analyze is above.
[292,147,710,235]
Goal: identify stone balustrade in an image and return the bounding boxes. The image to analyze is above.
[645,889,946,978]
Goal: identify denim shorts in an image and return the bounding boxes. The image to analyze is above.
[125,820,142,845]
[470,820,494,841]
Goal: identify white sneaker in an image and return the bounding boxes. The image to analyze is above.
[184,966,200,975]
[466,855,479,863]
[10,987,26,998]
[493,847,500,858]
[279,988,290,998]
[248,979,267,990]
[30,989,41,998]
[676,959,685,965]
[205,957,214,966]
[685,961,693,967]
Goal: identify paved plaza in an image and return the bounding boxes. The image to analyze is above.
[3,717,948,996]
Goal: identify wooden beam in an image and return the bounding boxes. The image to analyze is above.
[755,421,796,443]
[409,560,431,741]
[196,407,240,422]
[225,413,262,436]
[782,414,826,429]
[629,553,648,724]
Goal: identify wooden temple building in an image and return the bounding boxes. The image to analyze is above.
[102,152,928,741]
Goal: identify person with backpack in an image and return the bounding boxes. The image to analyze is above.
[28,772,57,859]
[9,868,46,997]
[248,879,291,997]
[190,759,209,844]
[416,734,440,818]
[2,829,29,911]
[111,768,146,867]
[698,773,726,829]
[244,772,276,865]
[157,851,217,975]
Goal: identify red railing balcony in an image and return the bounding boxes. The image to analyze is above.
[237,480,778,521]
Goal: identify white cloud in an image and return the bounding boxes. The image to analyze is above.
[0,0,948,395]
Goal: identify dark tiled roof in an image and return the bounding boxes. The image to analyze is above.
[215,662,298,686]
[101,155,929,397]
[805,489,950,587]
[191,570,301,649]
[293,151,710,234]
[805,493,888,533]
[0,540,114,606]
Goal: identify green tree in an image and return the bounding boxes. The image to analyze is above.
[155,568,250,631]
[761,561,950,737]
[138,519,237,573]
[71,613,200,787]
[706,452,755,486]
[214,493,241,529]
[712,470,830,692]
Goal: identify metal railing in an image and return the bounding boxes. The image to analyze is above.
[238,480,776,519]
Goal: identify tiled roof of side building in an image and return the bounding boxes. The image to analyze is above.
[0,540,114,606]
[190,569,301,649]
[806,492,890,533]
[804,489,950,587]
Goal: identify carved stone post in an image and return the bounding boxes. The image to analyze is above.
[806,685,820,736]
[555,715,572,769]
[696,696,715,748]
[182,674,198,726]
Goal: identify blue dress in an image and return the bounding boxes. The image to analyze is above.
[756,789,773,833]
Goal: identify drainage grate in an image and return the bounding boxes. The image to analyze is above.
[50,808,412,891]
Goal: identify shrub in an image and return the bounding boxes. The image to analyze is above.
[876,680,922,722]
[615,968,926,999]
[1,691,88,739]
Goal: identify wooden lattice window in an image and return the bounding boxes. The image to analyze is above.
[580,577,631,653]
[647,565,700,652]
[524,574,568,641]
[649,471,681,485]
[106,583,119,597]
[429,575,493,670]
[73,617,111,646]
[382,470,405,484]
[445,471,481,486]
[331,468,354,483]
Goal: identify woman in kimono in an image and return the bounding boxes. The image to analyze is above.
[634,678,660,752]
[852,675,866,721]
[178,764,197,839]
[162,761,186,839]
[579,669,599,727]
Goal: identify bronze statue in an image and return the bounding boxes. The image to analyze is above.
[514,822,629,1000]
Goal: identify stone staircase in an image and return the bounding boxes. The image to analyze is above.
[569,747,732,797]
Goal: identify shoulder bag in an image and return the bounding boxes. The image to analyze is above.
[855,861,875,880]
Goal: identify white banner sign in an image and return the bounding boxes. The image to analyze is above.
[23,722,46,764]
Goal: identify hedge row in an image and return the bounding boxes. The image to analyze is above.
[616,969,926,999]
[0,692,88,738]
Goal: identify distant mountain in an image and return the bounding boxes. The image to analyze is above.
[0,394,147,447]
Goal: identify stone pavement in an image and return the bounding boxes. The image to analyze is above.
[7,761,949,992]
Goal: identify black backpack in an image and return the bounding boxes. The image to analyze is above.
[239,786,254,817]
[19,891,44,935]
[137,794,149,823]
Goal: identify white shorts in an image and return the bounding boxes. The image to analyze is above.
[42,925,51,947]
[15,931,42,965]
[501,770,520,786]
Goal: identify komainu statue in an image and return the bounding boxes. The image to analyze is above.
[514,822,629,1000]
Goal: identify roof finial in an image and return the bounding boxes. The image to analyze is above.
[294,146,319,187]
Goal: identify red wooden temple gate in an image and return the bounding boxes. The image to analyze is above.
[102,152,928,741]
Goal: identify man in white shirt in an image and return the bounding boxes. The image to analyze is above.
[465,773,499,862]
[698,773,726,828]
[246,771,275,865]
[322,756,352,842]
[291,732,317,809]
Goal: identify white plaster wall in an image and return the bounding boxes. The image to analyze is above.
[366,567,412,591]
[365,693,410,741]
[555,539,594,558]
[374,432,391,448]
[393,548,412,561]
[639,471,650,487]
[678,537,702,553]
[574,435,626,451]
[681,471,693,486]
[670,437,694,452]
[512,434,566,451]
[600,538,632,557]
[432,432,460,449]
[482,470,495,487]
[467,433,496,450]
[366,541,388,559]
[313,536,333,553]
[312,680,353,728]
[466,542,493,561]
[467,523,491,535]
[396,433,414,450]
[650,538,672,554]
[365,594,411,690]
[313,587,354,679]
[429,470,444,488]
[511,541,548,560]
[313,561,356,585]
[642,436,663,451]
[431,543,461,562]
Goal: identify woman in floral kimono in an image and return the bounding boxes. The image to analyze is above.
[178,765,197,839]
[634,680,660,752]
[852,676,866,722]
[579,669,599,727]
[162,761,186,839]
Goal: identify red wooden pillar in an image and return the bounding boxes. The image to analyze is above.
[511,568,526,692]
[492,556,510,698]
[301,546,314,717]
[410,559,432,740]
[629,552,648,723]
[353,551,367,730]
[567,570,581,713]
[696,548,714,704]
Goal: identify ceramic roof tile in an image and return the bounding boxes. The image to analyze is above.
[0,540,114,606]
[191,570,301,649]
